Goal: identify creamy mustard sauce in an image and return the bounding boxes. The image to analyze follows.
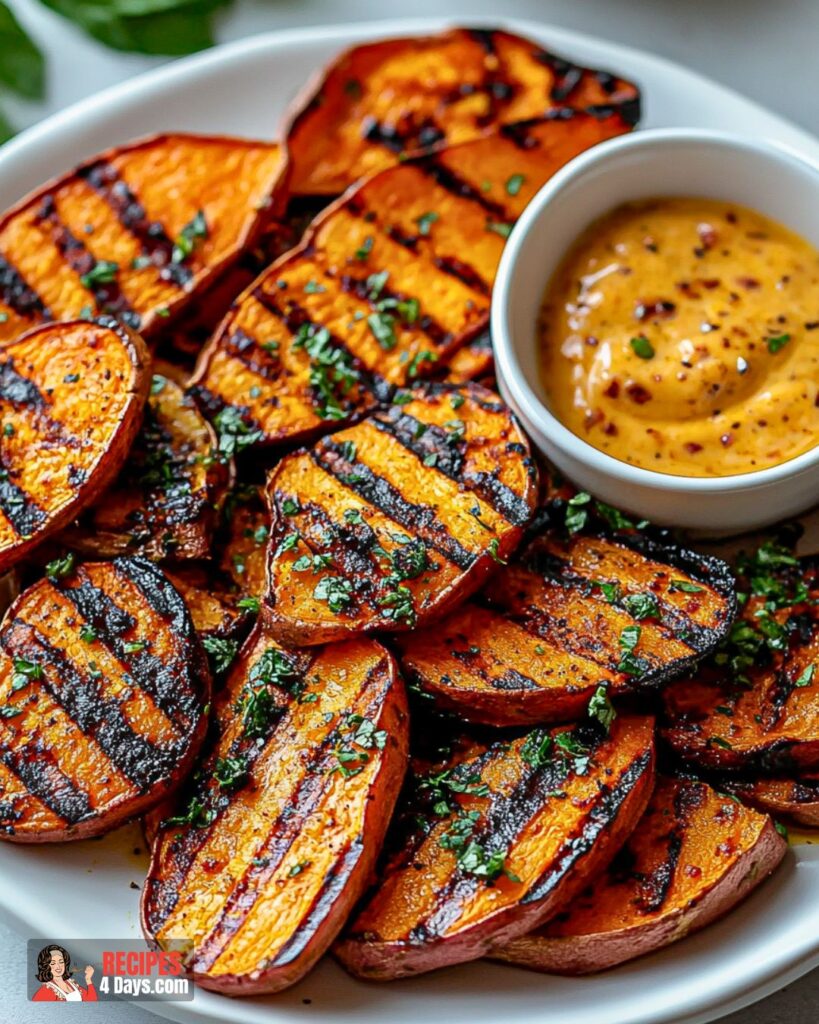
[538,199,819,476]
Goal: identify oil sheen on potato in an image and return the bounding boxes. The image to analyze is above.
[538,198,819,477]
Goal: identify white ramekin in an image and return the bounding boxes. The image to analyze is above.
[492,128,819,533]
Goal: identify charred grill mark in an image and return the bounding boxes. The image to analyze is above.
[78,162,191,289]
[0,253,49,319]
[225,329,285,380]
[55,562,201,726]
[271,837,362,967]
[0,474,47,538]
[337,274,452,349]
[312,439,475,571]
[251,289,393,405]
[35,195,138,327]
[415,157,510,221]
[587,99,641,127]
[416,734,604,939]
[0,619,181,791]
[188,661,390,969]
[0,360,45,408]
[525,750,651,904]
[432,256,491,296]
[490,670,541,691]
[633,780,705,914]
[370,407,531,526]
[0,741,90,825]
[360,116,446,156]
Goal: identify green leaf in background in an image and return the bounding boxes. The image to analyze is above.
[39,0,232,56]
[0,1,45,98]
[0,0,45,145]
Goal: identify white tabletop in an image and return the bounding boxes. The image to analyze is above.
[2,1,818,1022]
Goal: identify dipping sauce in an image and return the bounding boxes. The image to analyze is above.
[538,199,819,476]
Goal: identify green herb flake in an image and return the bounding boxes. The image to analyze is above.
[45,552,76,581]
[505,173,526,196]
[630,335,655,359]
[80,259,119,288]
[414,211,439,236]
[766,333,790,354]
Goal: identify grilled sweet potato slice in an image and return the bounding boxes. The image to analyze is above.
[0,319,149,574]
[141,623,408,995]
[63,371,229,561]
[0,557,210,842]
[494,775,786,974]
[721,774,819,828]
[444,331,495,384]
[218,484,269,604]
[397,511,735,725]
[263,382,537,646]
[163,566,247,642]
[335,714,654,979]
[0,134,285,343]
[285,27,640,196]
[190,111,630,447]
[662,558,819,773]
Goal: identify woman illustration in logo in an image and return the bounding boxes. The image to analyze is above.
[33,944,97,1002]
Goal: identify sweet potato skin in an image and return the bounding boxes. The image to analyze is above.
[190,111,631,448]
[334,715,655,980]
[263,382,537,647]
[397,513,735,726]
[0,318,150,575]
[141,625,409,995]
[63,371,229,562]
[494,776,787,974]
[0,557,210,842]
[284,27,641,195]
[662,559,819,773]
[0,134,285,343]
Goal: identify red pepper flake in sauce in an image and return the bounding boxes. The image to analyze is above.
[634,299,676,321]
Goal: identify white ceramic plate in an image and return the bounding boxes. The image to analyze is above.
[0,17,818,1024]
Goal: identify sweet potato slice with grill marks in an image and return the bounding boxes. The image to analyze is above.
[163,566,248,643]
[0,319,149,574]
[62,371,229,561]
[141,623,408,995]
[285,27,640,196]
[190,111,631,447]
[662,559,819,773]
[0,134,285,343]
[397,514,735,725]
[721,774,819,828]
[218,484,270,604]
[335,714,655,979]
[444,331,495,384]
[263,382,537,646]
[0,557,210,842]
[494,775,786,974]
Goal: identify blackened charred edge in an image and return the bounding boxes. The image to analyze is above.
[271,837,363,967]
[587,98,641,128]
[0,359,46,408]
[251,288,393,404]
[1,618,183,792]
[312,439,475,571]
[524,747,652,905]
[0,254,49,319]
[0,743,91,825]
[370,406,532,526]
[0,475,47,538]
[187,659,391,969]
[35,195,138,327]
[78,162,192,289]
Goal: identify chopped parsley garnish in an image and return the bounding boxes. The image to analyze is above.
[488,538,507,565]
[293,323,359,421]
[123,640,147,654]
[795,665,815,688]
[164,796,215,830]
[213,754,249,791]
[485,219,514,239]
[12,658,42,690]
[669,579,704,594]
[617,624,645,677]
[505,173,526,196]
[314,575,354,613]
[766,333,790,354]
[237,596,261,614]
[80,259,119,288]
[587,684,616,731]
[415,211,439,236]
[630,335,655,359]
[565,491,591,533]
[622,592,661,620]
[45,552,76,581]
[367,310,397,350]
[520,728,553,769]
[212,406,263,461]
[79,624,98,643]
[354,236,373,261]
[598,581,621,603]
[202,636,239,676]
[406,349,438,378]
[172,210,208,264]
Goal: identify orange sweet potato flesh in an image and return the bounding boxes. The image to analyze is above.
[444,331,495,384]
[0,134,285,343]
[662,559,819,772]
[190,112,631,447]
[494,775,786,974]
[722,774,819,828]
[335,714,654,979]
[0,557,210,842]
[0,319,149,574]
[218,485,269,605]
[62,371,229,561]
[285,27,640,196]
[163,566,248,643]
[141,623,408,995]
[397,515,735,726]
[263,382,537,647]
